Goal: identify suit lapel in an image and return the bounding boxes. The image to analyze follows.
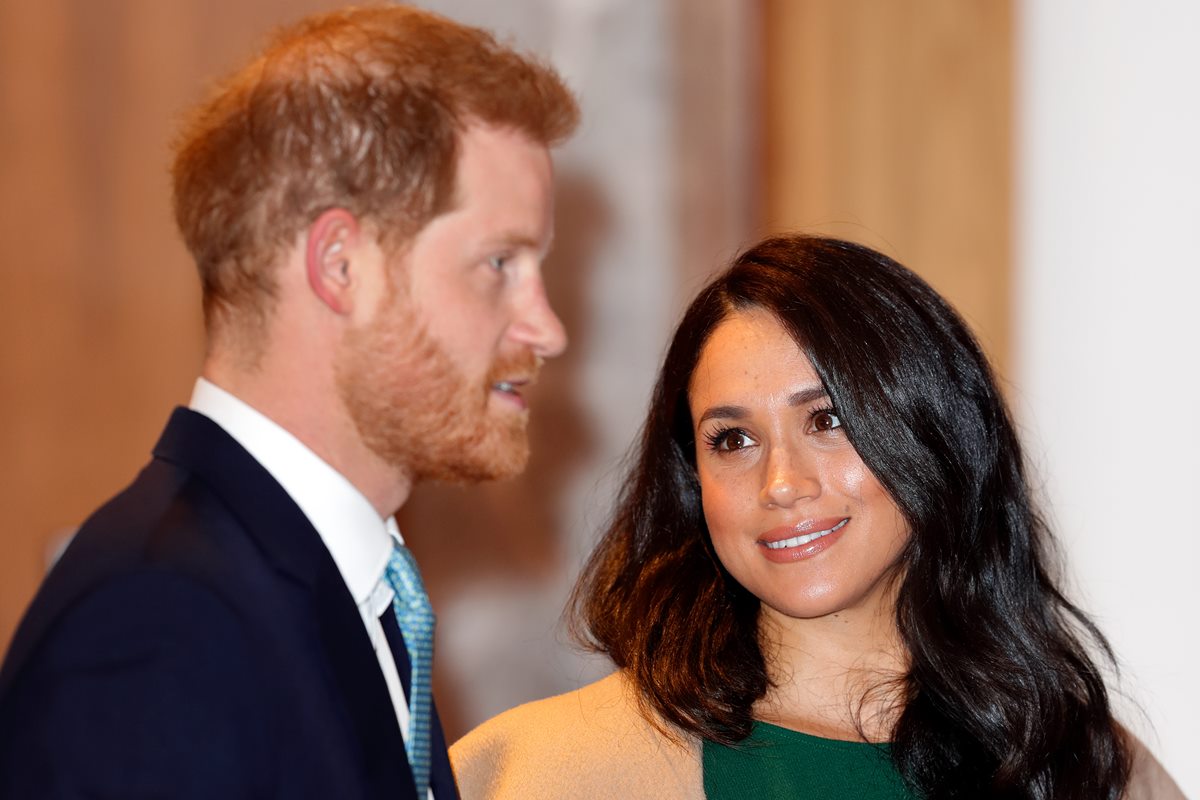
[429,701,461,799]
[310,565,418,797]
[154,408,417,799]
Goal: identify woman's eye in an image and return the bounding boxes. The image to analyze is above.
[487,254,510,271]
[706,428,756,452]
[722,431,751,451]
[811,410,842,432]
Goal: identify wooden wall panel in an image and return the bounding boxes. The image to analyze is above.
[672,0,761,292]
[761,0,1013,373]
[0,3,760,741]
[0,0,346,655]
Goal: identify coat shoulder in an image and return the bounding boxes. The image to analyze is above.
[1123,732,1186,800]
[450,670,703,800]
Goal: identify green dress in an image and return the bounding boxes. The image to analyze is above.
[702,721,917,799]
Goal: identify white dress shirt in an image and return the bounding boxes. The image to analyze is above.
[188,379,420,764]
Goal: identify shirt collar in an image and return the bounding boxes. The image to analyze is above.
[189,377,392,606]
[369,518,407,619]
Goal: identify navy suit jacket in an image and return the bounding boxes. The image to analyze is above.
[0,408,458,799]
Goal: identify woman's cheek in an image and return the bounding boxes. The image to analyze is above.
[831,454,871,500]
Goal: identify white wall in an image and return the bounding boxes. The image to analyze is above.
[1016,3,1200,795]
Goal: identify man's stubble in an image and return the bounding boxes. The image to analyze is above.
[336,283,535,485]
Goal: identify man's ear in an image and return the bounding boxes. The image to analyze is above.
[305,208,362,314]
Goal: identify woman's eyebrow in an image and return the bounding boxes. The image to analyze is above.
[697,387,829,426]
[696,405,746,425]
[788,387,829,407]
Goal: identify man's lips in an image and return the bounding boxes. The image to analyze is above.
[759,517,849,550]
[491,377,531,394]
[491,377,534,408]
[489,353,542,402]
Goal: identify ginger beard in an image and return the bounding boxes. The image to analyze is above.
[336,285,536,484]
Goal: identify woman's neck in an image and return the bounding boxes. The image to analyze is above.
[754,596,909,743]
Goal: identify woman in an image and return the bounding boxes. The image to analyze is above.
[450,235,1183,799]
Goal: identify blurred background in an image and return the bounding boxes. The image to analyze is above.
[0,0,1195,795]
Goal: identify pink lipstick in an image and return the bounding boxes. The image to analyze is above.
[758,517,848,562]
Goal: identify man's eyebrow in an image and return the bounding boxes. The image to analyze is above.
[490,231,551,253]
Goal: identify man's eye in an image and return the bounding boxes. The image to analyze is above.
[487,254,510,271]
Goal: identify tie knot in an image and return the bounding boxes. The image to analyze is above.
[385,543,434,622]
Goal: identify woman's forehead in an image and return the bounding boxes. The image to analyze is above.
[688,309,822,410]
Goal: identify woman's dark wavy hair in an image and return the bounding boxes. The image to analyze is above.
[570,235,1130,799]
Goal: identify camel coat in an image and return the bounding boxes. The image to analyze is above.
[450,671,701,799]
[450,670,1186,799]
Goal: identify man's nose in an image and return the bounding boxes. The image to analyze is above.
[511,277,567,358]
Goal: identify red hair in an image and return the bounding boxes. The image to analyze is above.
[171,5,578,338]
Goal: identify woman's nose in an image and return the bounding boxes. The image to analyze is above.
[760,447,820,508]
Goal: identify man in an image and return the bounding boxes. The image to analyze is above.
[0,6,577,799]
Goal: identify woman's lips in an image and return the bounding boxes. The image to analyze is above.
[758,517,849,562]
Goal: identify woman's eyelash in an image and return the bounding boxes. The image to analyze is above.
[702,427,728,451]
[702,426,738,451]
[702,409,839,452]
[809,405,842,430]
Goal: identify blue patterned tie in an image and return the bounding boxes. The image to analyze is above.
[384,543,435,798]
